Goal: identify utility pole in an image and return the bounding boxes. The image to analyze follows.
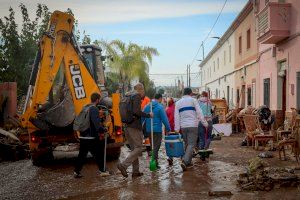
[186,65,189,88]
[201,41,205,61]
[188,65,191,87]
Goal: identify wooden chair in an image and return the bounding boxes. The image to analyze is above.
[276,108,297,141]
[278,115,300,162]
[243,115,274,150]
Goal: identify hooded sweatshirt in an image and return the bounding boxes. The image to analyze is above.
[143,100,171,134]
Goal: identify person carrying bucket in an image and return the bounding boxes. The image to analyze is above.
[198,91,213,161]
[143,93,171,169]
[175,88,208,171]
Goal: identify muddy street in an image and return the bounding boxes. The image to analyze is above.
[1,134,300,200]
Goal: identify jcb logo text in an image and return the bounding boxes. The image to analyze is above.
[70,64,86,99]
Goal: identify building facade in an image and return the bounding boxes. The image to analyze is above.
[234,2,258,109]
[199,1,255,109]
[200,31,236,108]
[255,0,300,124]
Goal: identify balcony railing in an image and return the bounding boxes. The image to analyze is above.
[257,2,291,44]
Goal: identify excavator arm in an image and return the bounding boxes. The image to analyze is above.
[21,11,101,131]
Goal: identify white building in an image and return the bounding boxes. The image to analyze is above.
[199,28,236,109]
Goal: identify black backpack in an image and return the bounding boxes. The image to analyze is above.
[119,93,136,124]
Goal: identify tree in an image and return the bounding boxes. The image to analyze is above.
[95,39,159,95]
[82,31,91,45]
[0,4,50,95]
[145,80,156,99]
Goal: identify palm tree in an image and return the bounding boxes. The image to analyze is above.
[95,39,159,95]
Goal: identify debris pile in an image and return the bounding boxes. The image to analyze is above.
[237,158,300,191]
[0,128,29,161]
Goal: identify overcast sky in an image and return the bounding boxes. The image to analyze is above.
[0,0,247,87]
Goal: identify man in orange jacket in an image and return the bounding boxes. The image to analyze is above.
[141,95,151,155]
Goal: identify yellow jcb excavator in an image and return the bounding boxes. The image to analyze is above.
[20,11,123,165]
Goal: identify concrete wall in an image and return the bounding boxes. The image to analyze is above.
[0,82,17,125]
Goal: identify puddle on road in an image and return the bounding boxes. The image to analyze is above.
[2,145,299,200]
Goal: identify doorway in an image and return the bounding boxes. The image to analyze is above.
[297,72,300,112]
[241,85,246,108]
[278,61,287,113]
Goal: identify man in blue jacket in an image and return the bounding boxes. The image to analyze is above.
[143,93,171,168]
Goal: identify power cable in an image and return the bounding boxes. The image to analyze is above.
[189,0,228,68]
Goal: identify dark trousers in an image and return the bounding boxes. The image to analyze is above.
[198,121,213,149]
[74,138,105,173]
[149,133,162,163]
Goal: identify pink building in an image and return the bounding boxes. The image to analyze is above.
[255,0,300,125]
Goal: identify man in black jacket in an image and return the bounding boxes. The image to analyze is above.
[74,93,108,178]
[117,83,153,178]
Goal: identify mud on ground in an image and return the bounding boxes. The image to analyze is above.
[0,133,299,200]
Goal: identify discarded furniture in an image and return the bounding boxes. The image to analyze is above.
[278,115,300,162]
[243,115,274,150]
[226,109,238,133]
[211,99,228,123]
[276,108,297,141]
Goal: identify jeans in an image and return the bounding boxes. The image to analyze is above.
[181,127,198,165]
[198,120,213,149]
[121,127,143,173]
[74,138,105,173]
[149,133,162,163]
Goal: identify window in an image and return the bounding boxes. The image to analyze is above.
[227,86,230,105]
[252,82,256,107]
[213,61,215,72]
[237,89,240,105]
[229,45,231,62]
[224,51,226,65]
[217,58,219,69]
[239,36,242,54]
[216,89,218,98]
[247,87,252,106]
[264,78,270,107]
[247,29,251,49]
[231,88,234,107]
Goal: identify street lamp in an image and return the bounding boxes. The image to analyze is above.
[201,36,220,60]
[211,36,221,40]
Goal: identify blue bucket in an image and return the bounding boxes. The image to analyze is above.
[165,134,184,158]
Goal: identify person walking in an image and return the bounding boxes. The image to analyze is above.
[175,88,208,171]
[198,91,213,161]
[74,93,109,178]
[141,94,151,156]
[143,94,171,168]
[166,98,175,132]
[165,97,175,165]
[117,83,153,178]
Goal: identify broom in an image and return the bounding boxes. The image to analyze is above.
[149,102,157,171]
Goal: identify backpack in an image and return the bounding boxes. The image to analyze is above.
[119,93,136,124]
[73,104,94,132]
